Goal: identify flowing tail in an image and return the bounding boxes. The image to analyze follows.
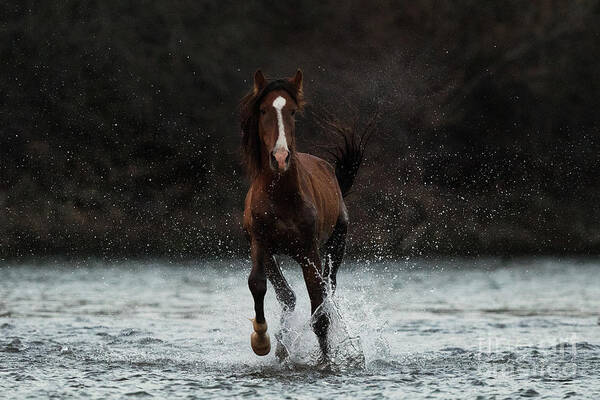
[315,112,376,197]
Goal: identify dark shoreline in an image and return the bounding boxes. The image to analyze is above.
[2,2,599,261]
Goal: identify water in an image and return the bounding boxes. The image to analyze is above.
[1,258,599,399]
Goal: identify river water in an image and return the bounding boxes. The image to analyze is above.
[0,258,598,399]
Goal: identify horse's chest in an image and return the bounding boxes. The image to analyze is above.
[252,204,316,248]
[272,216,299,241]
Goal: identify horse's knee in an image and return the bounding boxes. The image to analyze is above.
[274,283,296,312]
[249,269,267,323]
[248,270,266,299]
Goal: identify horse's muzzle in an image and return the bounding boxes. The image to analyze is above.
[270,149,290,172]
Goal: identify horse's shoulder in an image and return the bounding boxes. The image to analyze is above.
[244,184,269,227]
[297,152,335,175]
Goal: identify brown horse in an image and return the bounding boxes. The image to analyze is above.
[240,69,367,358]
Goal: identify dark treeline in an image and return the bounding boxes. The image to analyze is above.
[2,1,599,259]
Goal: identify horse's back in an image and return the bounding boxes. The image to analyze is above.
[297,152,345,242]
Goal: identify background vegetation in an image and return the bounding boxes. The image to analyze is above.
[2,1,599,259]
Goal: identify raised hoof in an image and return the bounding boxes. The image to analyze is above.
[250,319,271,356]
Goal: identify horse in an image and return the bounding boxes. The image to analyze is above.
[240,69,368,358]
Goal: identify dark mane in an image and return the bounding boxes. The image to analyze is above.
[240,79,304,178]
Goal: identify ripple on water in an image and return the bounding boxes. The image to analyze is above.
[2,338,24,353]
[518,388,540,397]
[124,391,153,397]
[138,337,164,345]
[0,259,599,399]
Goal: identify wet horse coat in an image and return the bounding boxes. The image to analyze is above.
[240,70,366,357]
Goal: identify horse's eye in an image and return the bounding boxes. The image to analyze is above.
[260,109,266,115]
[291,110,296,116]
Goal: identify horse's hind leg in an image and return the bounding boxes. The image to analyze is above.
[295,247,329,357]
[323,218,348,293]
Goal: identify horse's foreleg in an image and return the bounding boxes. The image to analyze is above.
[248,241,270,356]
[296,247,329,356]
[265,255,296,361]
[265,255,296,312]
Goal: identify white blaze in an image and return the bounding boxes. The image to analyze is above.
[272,96,288,152]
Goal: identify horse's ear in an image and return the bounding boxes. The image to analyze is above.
[254,69,267,93]
[289,69,303,91]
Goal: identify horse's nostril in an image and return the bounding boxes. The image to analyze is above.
[271,150,289,170]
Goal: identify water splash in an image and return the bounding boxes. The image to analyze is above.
[271,273,390,371]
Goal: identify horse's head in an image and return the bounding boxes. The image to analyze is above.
[255,70,302,173]
[241,69,304,176]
